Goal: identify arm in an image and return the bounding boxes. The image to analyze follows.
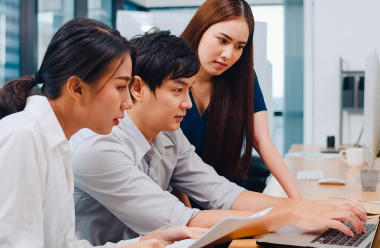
[0,130,45,247]
[170,130,367,237]
[171,186,192,208]
[189,197,368,237]
[75,227,207,248]
[71,134,201,236]
[252,111,302,198]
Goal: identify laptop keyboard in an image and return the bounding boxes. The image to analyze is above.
[310,222,376,247]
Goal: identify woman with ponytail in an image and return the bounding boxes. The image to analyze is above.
[0,18,204,248]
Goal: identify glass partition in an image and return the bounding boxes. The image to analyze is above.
[0,0,20,87]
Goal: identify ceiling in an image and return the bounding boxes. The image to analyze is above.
[126,0,283,8]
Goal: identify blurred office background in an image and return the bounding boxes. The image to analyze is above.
[1,0,379,155]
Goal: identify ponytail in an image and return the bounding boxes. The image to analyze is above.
[0,18,135,120]
[0,76,36,119]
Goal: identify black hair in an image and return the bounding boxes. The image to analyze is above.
[129,28,200,93]
[0,18,135,119]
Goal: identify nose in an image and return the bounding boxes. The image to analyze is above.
[180,93,192,109]
[121,91,133,110]
[221,45,233,60]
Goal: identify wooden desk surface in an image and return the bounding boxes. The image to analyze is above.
[229,144,380,248]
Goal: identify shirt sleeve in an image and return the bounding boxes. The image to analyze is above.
[254,70,267,113]
[0,129,46,247]
[71,134,200,236]
[169,130,246,210]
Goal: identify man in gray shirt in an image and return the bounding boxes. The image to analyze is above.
[70,29,367,246]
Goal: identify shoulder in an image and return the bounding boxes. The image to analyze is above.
[70,128,133,175]
[0,111,49,176]
[0,110,44,145]
[160,128,194,155]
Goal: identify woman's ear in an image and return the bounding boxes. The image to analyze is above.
[66,76,90,105]
[130,76,145,101]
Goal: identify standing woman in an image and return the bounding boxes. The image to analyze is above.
[180,0,301,198]
[0,18,203,248]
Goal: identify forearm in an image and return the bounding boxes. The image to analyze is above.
[230,190,294,211]
[187,209,258,228]
[187,191,296,227]
[256,140,302,198]
[188,206,293,237]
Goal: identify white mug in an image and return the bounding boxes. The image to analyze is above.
[339,148,365,167]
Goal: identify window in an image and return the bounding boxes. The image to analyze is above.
[37,0,74,67]
[252,5,285,155]
[0,0,20,87]
[88,0,112,26]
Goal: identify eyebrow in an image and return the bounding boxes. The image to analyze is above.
[219,32,247,45]
[173,79,190,86]
[115,76,132,82]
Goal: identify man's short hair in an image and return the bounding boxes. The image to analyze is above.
[130,28,200,93]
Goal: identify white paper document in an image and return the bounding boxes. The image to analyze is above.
[166,207,272,248]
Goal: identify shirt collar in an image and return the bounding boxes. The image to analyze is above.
[24,96,67,148]
[117,111,174,161]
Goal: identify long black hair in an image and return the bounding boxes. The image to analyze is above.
[0,18,135,119]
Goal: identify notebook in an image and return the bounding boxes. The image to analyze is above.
[257,217,380,248]
[166,207,272,248]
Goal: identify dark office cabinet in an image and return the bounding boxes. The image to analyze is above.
[339,58,365,144]
[357,76,365,108]
[342,76,355,108]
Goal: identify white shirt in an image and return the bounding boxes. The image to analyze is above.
[0,96,137,248]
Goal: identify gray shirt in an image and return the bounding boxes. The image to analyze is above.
[70,112,246,245]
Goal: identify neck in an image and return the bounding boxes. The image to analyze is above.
[127,108,159,143]
[196,66,213,83]
[48,98,79,140]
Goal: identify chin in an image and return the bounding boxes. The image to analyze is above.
[93,126,113,135]
[164,125,180,132]
[208,69,224,76]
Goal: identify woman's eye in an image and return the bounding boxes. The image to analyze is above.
[218,38,227,44]
[174,89,183,93]
[236,45,245,49]
[118,86,127,91]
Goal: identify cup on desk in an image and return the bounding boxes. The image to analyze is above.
[339,147,364,167]
[360,169,379,191]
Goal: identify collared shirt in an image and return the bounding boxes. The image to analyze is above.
[0,96,137,248]
[70,112,246,245]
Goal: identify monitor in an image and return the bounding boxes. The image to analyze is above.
[363,50,380,167]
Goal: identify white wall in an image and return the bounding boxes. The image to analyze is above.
[305,0,380,145]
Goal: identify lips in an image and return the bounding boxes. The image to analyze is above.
[214,61,227,69]
[113,116,124,126]
[175,115,185,122]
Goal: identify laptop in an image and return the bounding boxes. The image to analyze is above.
[257,218,380,248]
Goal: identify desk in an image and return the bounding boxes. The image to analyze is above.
[229,144,380,248]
